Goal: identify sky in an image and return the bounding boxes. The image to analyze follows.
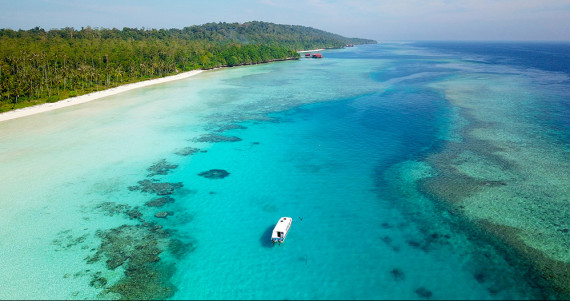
[1,0,569,41]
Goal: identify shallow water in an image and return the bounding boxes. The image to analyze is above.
[0,42,568,300]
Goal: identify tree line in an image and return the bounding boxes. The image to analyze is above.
[0,21,376,111]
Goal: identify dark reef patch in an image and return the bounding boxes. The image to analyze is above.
[475,220,570,299]
[390,268,406,281]
[412,111,570,298]
[380,235,392,245]
[174,147,201,156]
[168,238,197,260]
[86,223,191,300]
[195,134,242,143]
[406,232,450,252]
[52,230,89,250]
[147,159,178,177]
[198,169,230,179]
[154,211,170,219]
[474,272,487,283]
[215,124,247,132]
[145,196,175,208]
[90,272,108,289]
[125,207,143,221]
[76,159,197,299]
[129,180,183,195]
[415,287,433,299]
[95,202,130,217]
[95,202,146,222]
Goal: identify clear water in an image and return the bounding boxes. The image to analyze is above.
[0,42,568,300]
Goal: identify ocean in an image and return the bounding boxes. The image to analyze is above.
[0,42,568,300]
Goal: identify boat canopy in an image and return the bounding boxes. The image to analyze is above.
[271,217,292,244]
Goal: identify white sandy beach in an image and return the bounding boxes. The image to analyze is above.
[0,69,204,123]
[297,49,325,53]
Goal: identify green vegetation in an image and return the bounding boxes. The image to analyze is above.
[0,21,376,112]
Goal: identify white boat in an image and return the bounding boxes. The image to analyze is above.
[271,217,292,245]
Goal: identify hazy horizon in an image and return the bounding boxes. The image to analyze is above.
[1,0,569,41]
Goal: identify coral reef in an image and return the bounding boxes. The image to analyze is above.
[215,124,247,132]
[52,230,89,250]
[88,224,175,299]
[145,196,175,208]
[174,147,201,156]
[82,174,195,299]
[128,180,183,195]
[195,134,242,143]
[95,202,130,216]
[147,159,178,177]
[154,211,170,219]
[124,207,143,221]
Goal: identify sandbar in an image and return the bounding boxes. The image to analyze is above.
[0,70,204,123]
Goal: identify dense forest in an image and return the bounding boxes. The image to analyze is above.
[0,21,376,112]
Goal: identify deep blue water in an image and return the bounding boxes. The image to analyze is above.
[168,43,569,299]
[413,41,570,74]
[415,41,570,144]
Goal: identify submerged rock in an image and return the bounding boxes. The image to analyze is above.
[390,268,406,281]
[381,235,392,245]
[198,169,230,179]
[195,134,242,143]
[174,147,201,156]
[129,180,183,195]
[147,159,178,177]
[415,287,433,299]
[154,211,169,219]
[474,272,486,283]
[145,196,175,208]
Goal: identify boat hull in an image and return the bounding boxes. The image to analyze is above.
[271,217,292,244]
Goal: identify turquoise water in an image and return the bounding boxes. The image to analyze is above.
[0,43,568,299]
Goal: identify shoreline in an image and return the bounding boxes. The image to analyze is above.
[0,70,205,123]
[0,53,311,123]
[297,49,325,53]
